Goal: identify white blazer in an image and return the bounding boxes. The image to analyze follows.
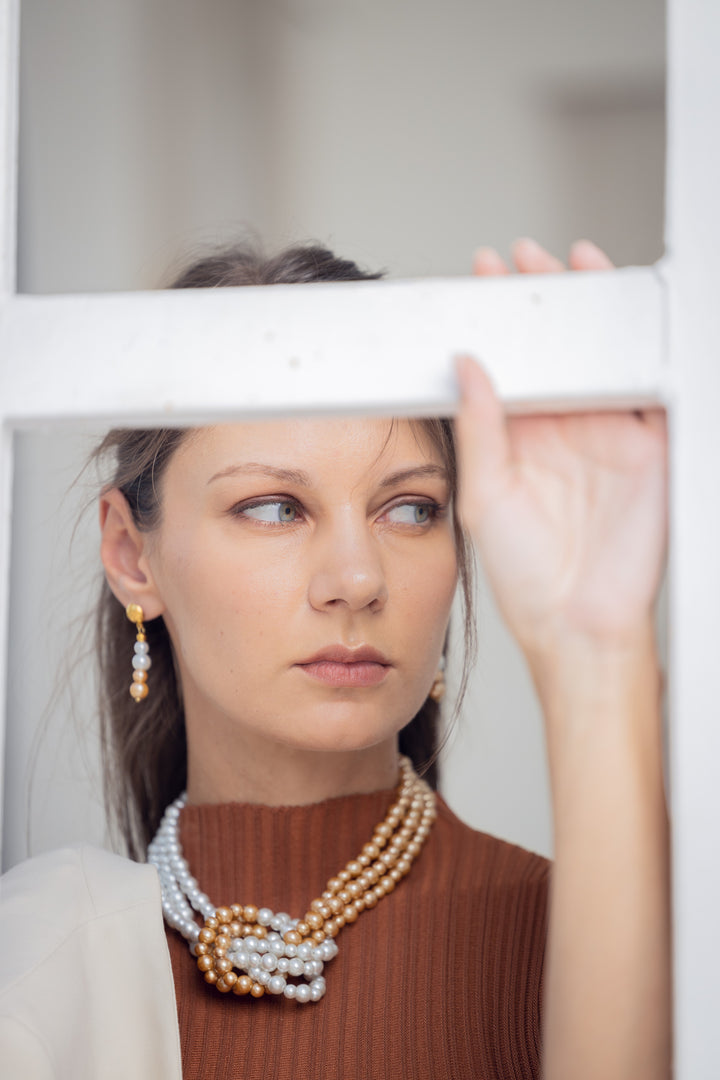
[0,846,183,1079]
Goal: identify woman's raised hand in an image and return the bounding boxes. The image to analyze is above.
[455,239,669,662]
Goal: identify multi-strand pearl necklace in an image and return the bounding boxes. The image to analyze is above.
[148,755,436,1003]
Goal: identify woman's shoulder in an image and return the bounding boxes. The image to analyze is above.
[0,845,159,994]
[434,794,551,886]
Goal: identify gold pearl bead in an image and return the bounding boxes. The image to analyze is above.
[204,970,219,984]
[197,955,213,972]
[234,975,253,995]
[250,983,265,998]
[129,682,148,701]
[295,921,310,937]
[132,670,148,683]
[215,935,230,950]
[216,977,231,992]
[216,907,232,924]
[198,928,216,944]
[284,929,302,946]
[215,957,232,974]
[243,905,258,923]
[305,911,323,930]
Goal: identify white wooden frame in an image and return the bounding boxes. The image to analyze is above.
[1,1,719,1074]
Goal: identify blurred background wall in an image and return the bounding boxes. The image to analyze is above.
[3,0,666,868]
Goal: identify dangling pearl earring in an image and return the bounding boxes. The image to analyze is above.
[126,603,151,701]
[428,655,446,703]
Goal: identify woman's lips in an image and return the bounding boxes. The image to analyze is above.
[296,646,391,688]
[298,660,390,687]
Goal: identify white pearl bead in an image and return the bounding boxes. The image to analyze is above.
[268,975,286,995]
[257,908,273,926]
[249,966,263,982]
[283,983,297,999]
[297,942,313,960]
[262,953,278,971]
[134,641,149,654]
[288,957,304,977]
[295,984,311,1004]
[277,958,290,972]
[245,936,259,952]
[132,654,151,671]
[284,943,297,958]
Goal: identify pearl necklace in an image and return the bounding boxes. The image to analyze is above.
[147,755,436,1003]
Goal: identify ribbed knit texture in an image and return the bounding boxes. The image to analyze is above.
[167,789,549,1079]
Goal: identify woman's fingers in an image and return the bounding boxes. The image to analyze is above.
[511,238,566,274]
[568,239,614,271]
[473,237,614,277]
[454,354,511,516]
[473,247,510,276]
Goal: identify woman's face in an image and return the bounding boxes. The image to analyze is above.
[142,417,458,764]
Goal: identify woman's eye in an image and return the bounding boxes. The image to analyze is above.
[240,501,299,523]
[385,502,436,525]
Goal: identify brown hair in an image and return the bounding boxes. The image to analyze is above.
[94,243,475,859]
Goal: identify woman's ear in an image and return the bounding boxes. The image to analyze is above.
[99,489,165,619]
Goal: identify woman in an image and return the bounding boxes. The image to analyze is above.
[0,239,670,1079]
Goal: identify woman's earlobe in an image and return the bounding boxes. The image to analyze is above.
[99,489,165,619]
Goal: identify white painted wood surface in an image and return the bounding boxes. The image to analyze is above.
[665,2,720,1076]
[0,0,19,882]
[0,269,665,428]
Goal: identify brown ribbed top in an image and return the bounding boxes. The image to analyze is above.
[167,788,549,1079]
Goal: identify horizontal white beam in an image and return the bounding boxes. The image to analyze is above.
[0,266,666,428]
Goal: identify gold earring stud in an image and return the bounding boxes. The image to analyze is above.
[428,657,446,703]
[126,603,151,701]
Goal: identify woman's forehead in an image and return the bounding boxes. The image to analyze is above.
[174,417,445,481]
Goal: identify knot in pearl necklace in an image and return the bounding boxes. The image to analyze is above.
[147,755,436,1003]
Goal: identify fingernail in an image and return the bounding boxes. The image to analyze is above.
[454,354,484,401]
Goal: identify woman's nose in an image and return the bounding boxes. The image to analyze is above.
[307,520,388,613]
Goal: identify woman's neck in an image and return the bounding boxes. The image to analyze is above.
[184,735,400,807]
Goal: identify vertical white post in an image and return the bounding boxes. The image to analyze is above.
[666,2,720,1076]
[0,0,19,858]
[0,0,18,294]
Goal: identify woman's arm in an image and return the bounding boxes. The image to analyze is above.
[455,239,671,1079]
[528,627,670,1080]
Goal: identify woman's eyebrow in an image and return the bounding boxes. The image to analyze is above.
[379,465,449,488]
[208,463,313,486]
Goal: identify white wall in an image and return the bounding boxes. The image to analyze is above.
[3,0,666,868]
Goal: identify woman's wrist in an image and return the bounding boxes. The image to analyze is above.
[524,619,661,713]
[524,620,664,784]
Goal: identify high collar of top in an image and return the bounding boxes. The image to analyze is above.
[177,786,399,916]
